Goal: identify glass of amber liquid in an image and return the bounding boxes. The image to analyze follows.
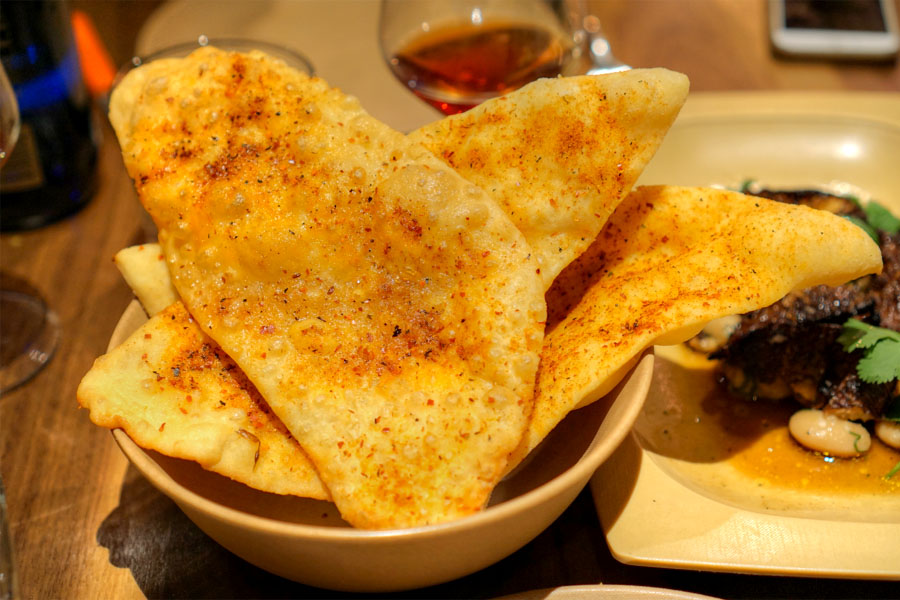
[379,0,591,115]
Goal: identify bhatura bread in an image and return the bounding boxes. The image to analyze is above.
[114,244,179,315]
[512,185,883,464]
[410,69,689,289]
[98,243,330,498]
[77,302,330,499]
[109,46,546,529]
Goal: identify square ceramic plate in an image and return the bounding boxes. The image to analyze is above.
[590,91,900,579]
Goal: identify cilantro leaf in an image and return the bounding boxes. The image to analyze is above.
[864,200,900,234]
[857,338,900,383]
[838,319,900,384]
[838,318,899,350]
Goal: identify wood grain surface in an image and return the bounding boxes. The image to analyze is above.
[1,1,897,598]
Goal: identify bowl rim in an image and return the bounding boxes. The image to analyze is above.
[110,300,653,540]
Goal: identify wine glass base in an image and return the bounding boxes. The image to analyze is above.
[0,289,60,395]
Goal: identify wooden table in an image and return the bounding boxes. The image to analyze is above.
[2,1,898,598]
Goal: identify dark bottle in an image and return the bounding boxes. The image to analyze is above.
[0,0,98,231]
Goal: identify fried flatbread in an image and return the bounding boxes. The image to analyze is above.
[510,185,884,463]
[409,69,689,289]
[106,243,329,498]
[109,47,546,529]
[114,244,179,315]
[77,302,330,499]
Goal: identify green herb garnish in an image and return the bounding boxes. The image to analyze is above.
[885,460,900,480]
[849,430,863,453]
[843,196,898,241]
[837,319,900,384]
[864,200,900,234]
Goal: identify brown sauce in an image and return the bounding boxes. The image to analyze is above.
[728,406,900,495]
[644,346,900,497]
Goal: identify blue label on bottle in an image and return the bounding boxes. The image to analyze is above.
[11,44,83,113]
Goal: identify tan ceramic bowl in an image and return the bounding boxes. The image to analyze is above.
[108,300,653,592]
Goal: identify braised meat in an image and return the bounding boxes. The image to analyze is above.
[872,232,900,331]
[709,189,899,422]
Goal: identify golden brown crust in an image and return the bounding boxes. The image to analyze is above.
[411,69,689,289]
[515,185,883,466]
[110,46,545,528]
[77,302,330,499]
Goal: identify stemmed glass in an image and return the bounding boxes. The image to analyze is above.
[0,62,60,395]
[378,0,625,116]
[378,0,589,115]
[0,53,20,600]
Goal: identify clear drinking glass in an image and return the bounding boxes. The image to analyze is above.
[115,36,314,86]
[0,60,22,600]
[0,61,61,395]
[378,0,595,115]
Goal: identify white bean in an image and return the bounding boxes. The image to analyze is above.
[875,420,900,450]
[788,409,871,457]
